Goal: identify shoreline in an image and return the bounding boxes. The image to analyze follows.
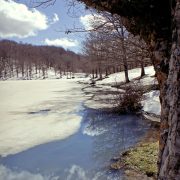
[110,116,160,180]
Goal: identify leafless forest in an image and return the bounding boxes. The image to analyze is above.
[0,13,152,80]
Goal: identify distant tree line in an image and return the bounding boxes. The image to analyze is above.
[0,40,88,79]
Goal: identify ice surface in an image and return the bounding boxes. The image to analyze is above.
[0,79,86,157]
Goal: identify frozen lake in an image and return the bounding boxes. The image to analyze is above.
[0,79,150,180]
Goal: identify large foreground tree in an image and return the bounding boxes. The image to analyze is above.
[78,0,180,179]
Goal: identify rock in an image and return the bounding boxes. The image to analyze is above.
[121,150,130,156]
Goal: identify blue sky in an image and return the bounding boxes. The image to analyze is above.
[0,0,94,53]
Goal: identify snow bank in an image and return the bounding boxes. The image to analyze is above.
[142,90,161,115]
[0,79,86,157]
[96,66,156,86]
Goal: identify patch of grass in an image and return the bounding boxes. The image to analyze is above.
[124,142,159,177]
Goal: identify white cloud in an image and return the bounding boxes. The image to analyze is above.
[80,14,106,30]
[52,13,59,23]
[0,0,48,38]
[44,38,78,48]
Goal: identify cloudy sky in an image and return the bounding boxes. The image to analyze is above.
[0,0,96,53]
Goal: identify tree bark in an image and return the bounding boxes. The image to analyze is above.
[124,63,130,83]
[158,1,180,179]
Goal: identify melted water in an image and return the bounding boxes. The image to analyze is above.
[0,107,150,180]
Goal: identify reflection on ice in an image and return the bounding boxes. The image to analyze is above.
[0,165,47,180]
[81,108,150,168]
[83,124,107,136]
[67,165,87,180]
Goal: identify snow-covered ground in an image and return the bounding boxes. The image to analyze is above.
[96,66,157,86]
[82,66,161,116]
[0,79,87,157]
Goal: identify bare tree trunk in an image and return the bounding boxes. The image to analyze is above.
[45,66,48,78]
[92,69,95,79]
[35,64,38,74]
[4,68,7,78]
[21,64,24,77]
[113,66,115,73]
[95,68,98,78]
[119,65,122,72]
[140,61,145,77]
[99,67,102,80]
[10,63,14,77]
[108,66,111,74]
[121,26,130,83]
[16,68,19,78]
[116,66,119,72]
[59,68,62,78]
[105,68,108,76]
[26,68,28,79]
[29,66,32,80]
[158,1,180,179]
[124,63,129,83]
[42,67,45,79]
